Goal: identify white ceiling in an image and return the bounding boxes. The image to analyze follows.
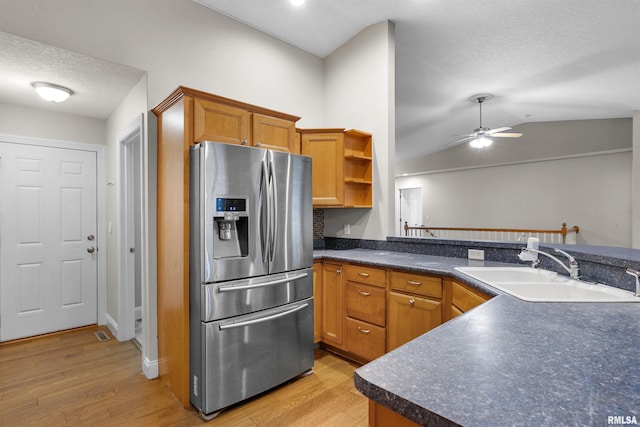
[0,31,144,120]
[195,0,640,163]
[1,2,638,163]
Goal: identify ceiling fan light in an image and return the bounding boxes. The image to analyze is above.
[470,136,492,148]
[32,82,73,103]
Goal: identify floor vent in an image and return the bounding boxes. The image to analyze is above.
[95,331,110,342]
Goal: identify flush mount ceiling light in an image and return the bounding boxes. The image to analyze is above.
[290,0,305,5]
[31,82,73,103]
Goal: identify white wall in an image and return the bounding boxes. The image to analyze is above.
[396,151,632,247]
[397,118,632,176]
[0,102,106,144]
[323,21,396,240]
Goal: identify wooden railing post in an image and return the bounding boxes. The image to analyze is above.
[561,223,568,244]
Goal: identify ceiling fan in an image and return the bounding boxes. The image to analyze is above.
[450,94,523,148]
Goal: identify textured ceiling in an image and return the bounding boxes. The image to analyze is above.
[196,0,640,162]
[0,31,145,120]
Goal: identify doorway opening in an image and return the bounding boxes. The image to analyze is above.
[397,187,423,236]
[117,116,145,347]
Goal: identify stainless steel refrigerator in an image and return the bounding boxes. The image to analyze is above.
[189,142,314,419]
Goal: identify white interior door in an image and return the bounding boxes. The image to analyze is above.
[0,142,98,341]
[398,187,423,235]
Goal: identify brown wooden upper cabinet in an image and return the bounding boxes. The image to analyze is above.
[299,128,372,208]
[192,93,299,153]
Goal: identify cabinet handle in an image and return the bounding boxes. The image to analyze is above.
[241,139,248,145]
[407,280,422,286]
[357,327,371,334]
[358,290,370,296]
[358,272,370,278]
[336,269,342,274]
[409,298,415,306]
[256,142,262,147]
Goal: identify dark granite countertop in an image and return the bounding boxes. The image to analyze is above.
[314,248,640,427]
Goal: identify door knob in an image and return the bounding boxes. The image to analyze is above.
[87,234,95,241]
[87,246,96,253]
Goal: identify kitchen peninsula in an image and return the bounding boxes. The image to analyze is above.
[314,244,640,427]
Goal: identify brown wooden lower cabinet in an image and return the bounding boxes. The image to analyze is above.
[309,262,495,427]
[369,400,420,427]
[387,291,442,352]
[312,262,492,361]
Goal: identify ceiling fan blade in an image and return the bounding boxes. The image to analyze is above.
[492,132,523,138]
[486,127,511,134]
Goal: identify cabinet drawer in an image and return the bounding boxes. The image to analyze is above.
[390,271,442,299]
[346,282,386,327]
[345,317,386,362]
[344,264,386,287]
[452,281,490,313]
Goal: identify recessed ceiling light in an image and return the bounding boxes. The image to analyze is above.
[31,82,73,103]
[290,0,305,6]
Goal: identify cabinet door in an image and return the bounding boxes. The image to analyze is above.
[193,98,251,144]
[451,281,491,313]
[252,113,298,153]
[321,263,344,348]
[313,262,322,343]
[301,133,344,207]
[387,292,442,352]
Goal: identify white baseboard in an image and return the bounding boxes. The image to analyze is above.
[106,312,157,379]
[104,313,118,337]
[143,356,159,379]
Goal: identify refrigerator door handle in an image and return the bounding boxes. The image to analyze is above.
[218,302,309,330]
[218,272,309,292]
[259,159,269,262]
[268,154,277,262]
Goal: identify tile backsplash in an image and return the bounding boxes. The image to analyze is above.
[313,209,324,239]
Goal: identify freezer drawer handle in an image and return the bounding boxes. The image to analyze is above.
[217,272,309,292]
[218,302,309,330]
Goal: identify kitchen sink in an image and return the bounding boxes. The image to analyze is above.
[455,267,640,303]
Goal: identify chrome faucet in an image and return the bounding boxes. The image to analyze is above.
[625,268,640,297]
[519,247,580,279]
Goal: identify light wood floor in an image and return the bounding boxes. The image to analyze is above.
[0,326,368,426]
